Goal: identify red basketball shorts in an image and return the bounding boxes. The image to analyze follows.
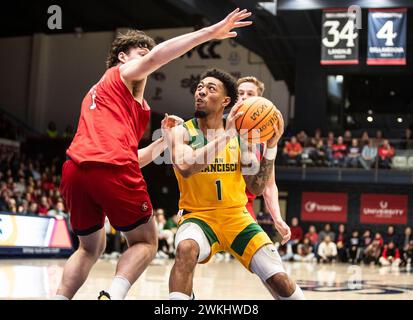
[60,160,153,236]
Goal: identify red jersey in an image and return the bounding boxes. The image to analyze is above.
[245,144,264,218]
[67,66,151,166]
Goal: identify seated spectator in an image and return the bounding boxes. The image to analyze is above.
[293,238,315,262]
[27,202,39,215]
[378,139,395,169]
[363,232,383,265]
[403,240,413,266]
[384,225,399,246]
[359,140,377,170]
[347,230,362,264]
[38,195,51,216]
[318,223,336,243]
[374,130,384,148]
[47,200,68,220]
[399,127,413,150]
[314,128,323,145]
[360,131,370,146]
[154,208,175,258]
[62,125,75,139]
[343,130,352,148]
[327,131,335,146]
[336,224,348,263]
[282,136,302,165]
[379,241,401,267]
[290,217,303,245]
[313,139,329,166]
[46,121,59,138]
[345,138,361,168]
[164,214,179,235]
[297,130,309,147]
[332,136,347,167]
[282,217,303,259]
[317,235,338,263]
[401,227,412,258]
[305,225,319,247]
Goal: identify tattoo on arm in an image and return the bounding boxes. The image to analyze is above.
[244,157,274,196]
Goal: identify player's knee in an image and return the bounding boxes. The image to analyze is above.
[79,242,105,259]
[176,240,199,265]
[268,273,296,298]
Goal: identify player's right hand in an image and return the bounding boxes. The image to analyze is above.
[274,219,291,245]
[207,8,253,40]
[225,100,244,138]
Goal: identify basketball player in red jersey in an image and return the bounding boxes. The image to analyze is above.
[54,8,253,300]
[238,77,291,246]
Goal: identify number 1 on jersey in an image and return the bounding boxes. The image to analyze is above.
[215,180,223,201]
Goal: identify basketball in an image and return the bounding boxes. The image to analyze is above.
[235,97,280,143]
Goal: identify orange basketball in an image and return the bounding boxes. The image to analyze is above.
[235,97,280,143]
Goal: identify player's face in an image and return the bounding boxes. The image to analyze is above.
[194,77,229,118]
[238,82,259,101]
[124,46,150,62]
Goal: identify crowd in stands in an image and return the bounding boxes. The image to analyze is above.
[261,217,413,267]
[281,127,413,169]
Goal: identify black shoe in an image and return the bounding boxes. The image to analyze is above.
[98,290,111,300]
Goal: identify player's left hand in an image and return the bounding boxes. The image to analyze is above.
[161,113,184,133]
[274,218,291,245]
[266,109,284,148]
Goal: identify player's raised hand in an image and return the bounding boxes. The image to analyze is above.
[207,8,253,40]
[161,113,184,138]
[267,109,285,148]
[225,100,244,138]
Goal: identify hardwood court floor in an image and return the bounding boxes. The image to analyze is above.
[0,257,412,300]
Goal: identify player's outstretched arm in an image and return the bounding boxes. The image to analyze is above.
[263,165,291,245]
[120,8,252,82]
[163,105,244,178]
[138,114,184,168]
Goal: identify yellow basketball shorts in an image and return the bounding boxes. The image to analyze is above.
[177,206,273,271]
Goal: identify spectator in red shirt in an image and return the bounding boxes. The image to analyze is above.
[290,217,303,243]
[332,136,347,167]
[379,241,401,267]
[336,224,348,262]
[378,139,395,169]
[283,136,302,165]
[305,225,319,251]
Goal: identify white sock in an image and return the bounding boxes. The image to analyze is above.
[278,285,306,300]
[107,275,131,300]
[52,295,69,300]
[169,292,191,300]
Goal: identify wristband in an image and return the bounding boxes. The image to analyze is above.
[264,146,277,160]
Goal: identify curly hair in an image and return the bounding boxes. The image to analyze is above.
[106,30,156,69]
[200,68,238,109]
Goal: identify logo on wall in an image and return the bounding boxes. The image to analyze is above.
[152,87,163,101]
[182,41,222,59]
[228,51,241,66]
[360,194,407,225]
[151,72,166,82]
[301,192,348,222]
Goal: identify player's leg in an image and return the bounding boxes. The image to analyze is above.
[55,228,106,300]
[250,244,305,300]
[102,216,158,300]
[169,222,212,300]
[55,160,106,300]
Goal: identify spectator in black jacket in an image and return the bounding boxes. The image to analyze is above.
[384,225,399,247]
[347,230,362,264]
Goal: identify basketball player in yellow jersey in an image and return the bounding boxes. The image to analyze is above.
[238,76,291,245]
[164,69,304,300]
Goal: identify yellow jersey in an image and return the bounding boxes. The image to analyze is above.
[174,118,248,212]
